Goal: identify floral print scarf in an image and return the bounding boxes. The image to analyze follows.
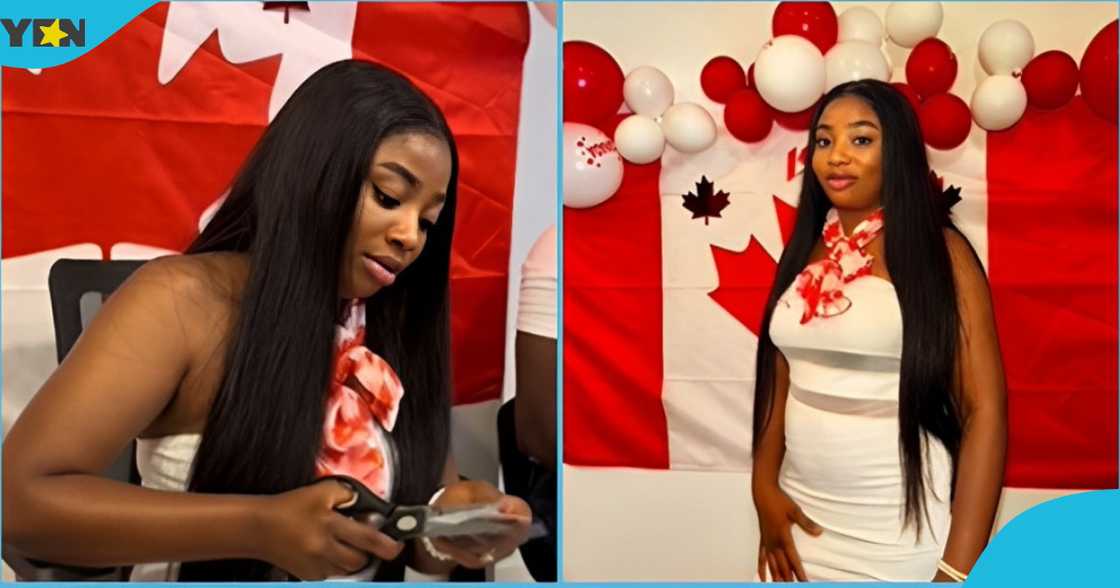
[794,207,885,324]
[315,299,404,499]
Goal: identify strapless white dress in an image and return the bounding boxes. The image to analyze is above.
[127,434,376,582]
[768,276,953,581]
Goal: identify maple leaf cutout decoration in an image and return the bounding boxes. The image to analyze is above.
[929,170,963,223]
[682,176,731,225]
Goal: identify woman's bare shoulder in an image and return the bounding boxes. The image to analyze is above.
[118,252,248,342]
[131,252,247,301]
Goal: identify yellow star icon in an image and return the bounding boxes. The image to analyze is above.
[38,19,69,47]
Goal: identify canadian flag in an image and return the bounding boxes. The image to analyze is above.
[2,2,532,430]
[565,71,1117,491]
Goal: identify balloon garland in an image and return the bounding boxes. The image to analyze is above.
[563,3,1117,208]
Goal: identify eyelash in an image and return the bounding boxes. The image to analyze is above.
[373,185,436,232]
[815,136,873,148]
[373,186,400,209]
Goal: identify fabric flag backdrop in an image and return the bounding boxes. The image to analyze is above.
[565,11,1117,491]
[2,1,532,432]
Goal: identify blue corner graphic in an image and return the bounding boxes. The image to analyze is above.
[0,0,155,69]
[968,489,1119,586]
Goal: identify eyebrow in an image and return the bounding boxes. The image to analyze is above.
[376,162,420,187]
[816,120,880,131]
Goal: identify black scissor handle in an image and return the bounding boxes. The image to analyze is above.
[320,475,429,541]
[322,474,393,517]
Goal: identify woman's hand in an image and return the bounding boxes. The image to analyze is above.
[428,480,532,569]
[254,479,404,580]
[753,483,821,582]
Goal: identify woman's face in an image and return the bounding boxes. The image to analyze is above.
[339,131,452,299]
[811,95,883,211]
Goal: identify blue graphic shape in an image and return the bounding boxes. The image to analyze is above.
[0,0,155,69]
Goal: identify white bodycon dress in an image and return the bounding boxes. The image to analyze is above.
[768,275,953,581]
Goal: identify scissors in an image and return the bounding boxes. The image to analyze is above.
[323,474,536,541]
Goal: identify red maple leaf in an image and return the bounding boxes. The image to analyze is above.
[709,195,797,335]
[682,175,730,225]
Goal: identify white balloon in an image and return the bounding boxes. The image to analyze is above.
[824,41,891,92]
[838,7,883,45]
[563,123,624,209]
[978,20,1035,75]
[970,74,1027,131]
[885,2,943,48]
[754,35,826,112]
[614,114,666,164]
[661,102,717,153]
[623,65,675,118]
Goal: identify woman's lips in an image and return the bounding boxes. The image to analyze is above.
[363,255,397,286]
[826,176,856,191]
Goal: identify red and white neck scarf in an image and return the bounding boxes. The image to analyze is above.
[316,299,404,499]
[794,207,885,324]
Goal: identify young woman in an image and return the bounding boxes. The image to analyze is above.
[751,80,1007,582]
[2,59,531,581]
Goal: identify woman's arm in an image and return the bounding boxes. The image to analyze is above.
[2,258,266,566]
[514,331,556,467]
[752,351,821,582]
[935,230,1008,581]
[752,351,791,492]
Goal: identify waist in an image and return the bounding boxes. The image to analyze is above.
[784,348,902,403]
[780,388,953,544]
[781,386,953,502]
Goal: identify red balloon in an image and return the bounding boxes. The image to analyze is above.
[773,99,818,131]
[748,63,756,88]
[1080,20,1118,123]
[1022,50,1080,110]
[772,2,838,54]
[918,93,971,150]
[906,38,958,99]
[701,56,747,103]
[725,88,774,143]
[564,41,624,126]
[891,82,922,114]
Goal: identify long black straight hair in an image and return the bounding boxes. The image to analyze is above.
[177,60,458,581]
[753,79,975,535]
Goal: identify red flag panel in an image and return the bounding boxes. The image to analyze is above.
[987,96,1118,488]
